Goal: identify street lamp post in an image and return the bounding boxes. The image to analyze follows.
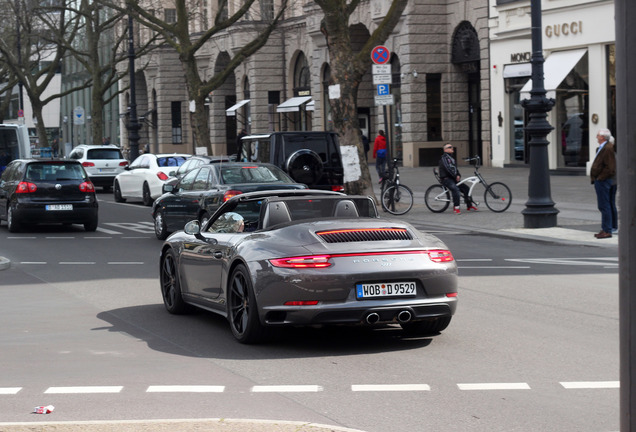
[520,0,559,228]
[126,12,141,161]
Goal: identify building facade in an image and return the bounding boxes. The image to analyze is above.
[489,0,615,172]
[121,0,490,167]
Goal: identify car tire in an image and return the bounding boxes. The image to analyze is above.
[7,204,20,233]
[400,316,451,336]
[228,264,265,344]
[285,149,324,187]
[142,183,153,206]
[154,210,169,240]
[160,249,190,314]
[114,181,126,203]
[84,217,98,232]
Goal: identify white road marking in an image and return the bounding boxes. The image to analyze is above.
[506,257,618,266]
[560,381,619,389]
[7,237,36,239]
[0,387,21,394]
[103,222,154,234]
[45,386,123,394]
[96,227,123,234]
[147,385,225,393]
[19,262,47,265]
[352,384,431,392]
[457,383,531,390]
[458,266,531,269]
[46,237,74,239]
[84,236,113,239]
[107,262,145,265]
[251,385,323,393]
[59,262,96,265]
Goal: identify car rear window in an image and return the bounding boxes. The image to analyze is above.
[86,148,124,160]
[283,197,377,220]
[220,166,293,184]
[25,163,85,181]
[157,156,187,167]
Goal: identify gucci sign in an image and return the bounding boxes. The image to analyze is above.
[545,21,582,38]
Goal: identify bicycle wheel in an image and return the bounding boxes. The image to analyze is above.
[484,182,512,212]
[381,184,414,215]
[424,184,451,213]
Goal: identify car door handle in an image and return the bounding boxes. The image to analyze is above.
[213,251,223,259]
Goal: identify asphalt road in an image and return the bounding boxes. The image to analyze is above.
[0,192,619,431]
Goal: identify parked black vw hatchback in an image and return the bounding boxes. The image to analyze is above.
[0,159,98,232]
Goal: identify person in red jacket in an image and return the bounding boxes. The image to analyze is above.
[373,130,387,180]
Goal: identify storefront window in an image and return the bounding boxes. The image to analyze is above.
[506,77,528,163]
[556,52,589,168]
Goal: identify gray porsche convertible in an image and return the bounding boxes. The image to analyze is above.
[159,189,458,343]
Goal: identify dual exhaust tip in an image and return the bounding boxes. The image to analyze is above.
[365,310,412,325]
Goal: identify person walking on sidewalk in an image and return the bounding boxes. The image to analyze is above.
[590,128,617,239]
[373,130,387,180]
[438,143,477,214]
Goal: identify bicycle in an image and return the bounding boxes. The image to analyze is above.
[424,155,512,213]
[379,158,414,215]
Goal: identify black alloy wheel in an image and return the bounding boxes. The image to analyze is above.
[228,264,264,344]
[160,249,189,314]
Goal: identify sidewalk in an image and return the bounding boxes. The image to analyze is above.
[375,164,618,248]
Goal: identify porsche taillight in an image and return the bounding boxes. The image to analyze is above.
[16,181,37,193]
[426,250,454,263]
[270,255,332,268]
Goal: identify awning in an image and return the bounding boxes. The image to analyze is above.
[520,49,587,99]
[276,96,312,113]
[503,63,532,78]
[306,100,315,111]
[225,99,250,117]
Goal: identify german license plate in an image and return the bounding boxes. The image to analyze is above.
[46,204,73,211]
[99,168,113,172]
[356,282,416,299]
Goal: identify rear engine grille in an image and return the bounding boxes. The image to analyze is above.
[316,228,413,243]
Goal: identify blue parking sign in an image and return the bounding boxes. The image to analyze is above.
[377,84,390,96]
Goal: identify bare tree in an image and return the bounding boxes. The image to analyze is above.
[316,0,408,195]
[120,0,288,154]
[60,0,159,146]
[0,0,82,147]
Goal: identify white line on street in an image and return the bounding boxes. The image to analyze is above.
[96,227,123,234]
[19,262,47,265]
[107,262,145,265]
[456,259,493,262]
[457,383,531,390]
[45,237,75,239]
[147,385,225,393]
[84,237,113,239]
[351,384,431,392]
[0,387,21,394]
[59,262,96,265]
[458,266,531,269]
[44,386,123,394]
[7,237,36,239]
[251,385,323,393]
[560,381,619,389]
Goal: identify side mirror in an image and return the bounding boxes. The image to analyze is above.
[169,170,176,177]
[184,220,217,244]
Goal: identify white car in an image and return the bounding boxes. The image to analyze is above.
[68,144,129,191]
[113,153,190,205]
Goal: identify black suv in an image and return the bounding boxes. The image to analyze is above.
[238,131,344,191]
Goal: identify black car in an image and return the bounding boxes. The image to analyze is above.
[238,132,344,191]
[151,162,306,239]
[0,159,98,232]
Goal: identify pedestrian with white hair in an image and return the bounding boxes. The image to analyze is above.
[590,128,617,239]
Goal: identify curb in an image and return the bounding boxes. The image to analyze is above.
[0,256,10,271]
